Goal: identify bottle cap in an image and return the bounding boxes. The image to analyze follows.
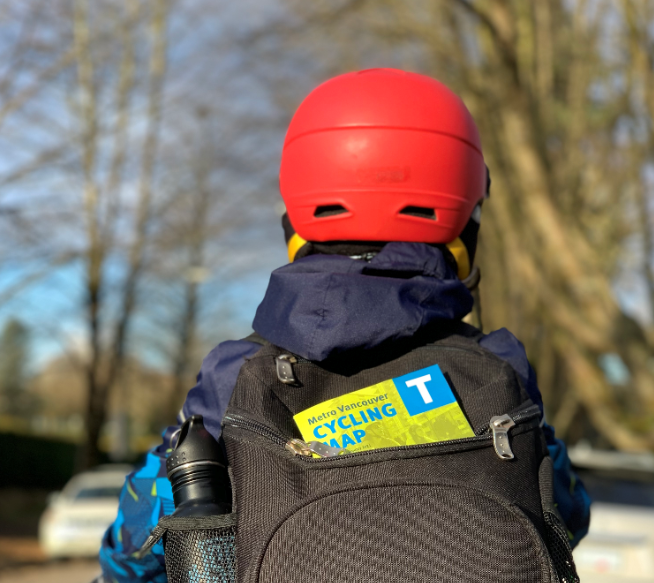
[166,415,224,478]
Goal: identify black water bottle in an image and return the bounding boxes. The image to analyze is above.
[166,415,231,517]
[134,415,236,583]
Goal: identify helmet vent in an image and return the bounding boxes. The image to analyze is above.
[314,204,348,218]
[399,206,436,220]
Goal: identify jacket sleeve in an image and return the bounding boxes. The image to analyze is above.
[479,328,591,548]
[99,339,261,583]
[542,423,591,547]
[98,435,174,583]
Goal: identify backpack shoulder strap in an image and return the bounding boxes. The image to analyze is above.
[419,320,484,347]
[450,320,485,341]
[241,331,269,346]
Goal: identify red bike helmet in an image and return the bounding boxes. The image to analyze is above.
[280,68,486,256]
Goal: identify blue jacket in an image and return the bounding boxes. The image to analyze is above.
[99,243,590,582]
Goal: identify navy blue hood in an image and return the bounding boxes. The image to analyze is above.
[253,242,473,361]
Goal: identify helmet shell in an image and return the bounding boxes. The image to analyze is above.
[280,68,486,243]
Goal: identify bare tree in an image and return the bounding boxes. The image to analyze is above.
[0,318,31,417]
[0,0,284,464]
[71,0,170,467]
[253,0,654,450]
[8,0,649,460]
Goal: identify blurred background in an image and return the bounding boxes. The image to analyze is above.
[1,0,653,581]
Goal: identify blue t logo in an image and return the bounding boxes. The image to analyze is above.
[393,364,456,416]
[404,374,434,404]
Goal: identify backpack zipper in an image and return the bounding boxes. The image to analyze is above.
[489,415,517,460]
[223,403,541,462]
[221,413,345,457]
[487,404,545,460]
[275,354,311,385]
[275,342,515,385]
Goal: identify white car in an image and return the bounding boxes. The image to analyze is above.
[39,465,131,559]
[570,445,654,581]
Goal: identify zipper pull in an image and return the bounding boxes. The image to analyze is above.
[285,438,311,456]
[285,438,345,458]
[490,415,516,460]
[307,441,345,458]
[276,354,298,385]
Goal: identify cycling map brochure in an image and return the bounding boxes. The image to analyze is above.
[293,363,474,453]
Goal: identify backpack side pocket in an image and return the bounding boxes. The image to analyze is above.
[139,513,238,583]
[539,457,580,583]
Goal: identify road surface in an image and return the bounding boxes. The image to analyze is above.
[0,560,100,583]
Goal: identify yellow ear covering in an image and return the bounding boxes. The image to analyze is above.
[287,233,308,263]
[289,233,470,276]
[445,237,471,280]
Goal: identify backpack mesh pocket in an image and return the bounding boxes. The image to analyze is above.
[543,511,579,583]
[538,457,579,583]
[137,513,237,583]
[164,523,236,583]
